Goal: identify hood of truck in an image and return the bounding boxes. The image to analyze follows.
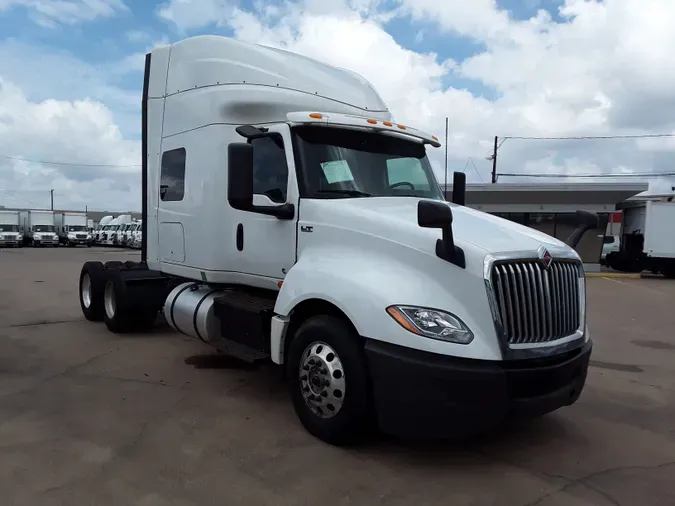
[300,197,576,260]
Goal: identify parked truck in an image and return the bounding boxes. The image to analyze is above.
[55,212,92,247]
[94,216,114,244]
[20,210,59,247]
[77,35,597,445]
[0,210,23,247]
[606,196,675,277]
[100,215,132,246]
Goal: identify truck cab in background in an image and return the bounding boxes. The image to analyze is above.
[20,210,59,247]
[94,216,114,244]
[77,35,598,446]
[55,212,92,247]
[0,210,23,248]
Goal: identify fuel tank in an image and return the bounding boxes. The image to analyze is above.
[164,282,224,344]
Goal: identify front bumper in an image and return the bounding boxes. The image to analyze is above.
[33,238,59,246]
[365,338,592,440]
[67,237,92,245]
[0,239,21,247]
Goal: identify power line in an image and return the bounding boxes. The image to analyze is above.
[502,133,675,141]
[497,172,675,178]
[0,189,43,206]
[0,153,140,168]
[469,158,484,183]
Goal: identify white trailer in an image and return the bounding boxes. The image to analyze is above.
[20,210,59,247]
[0,210,23,247]
[77,35,597,445]
[607,197,675,276]
[55,212,92,247]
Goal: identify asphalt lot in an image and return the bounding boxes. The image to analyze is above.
[1,247,674,506]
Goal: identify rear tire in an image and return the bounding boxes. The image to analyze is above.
[103,268,160,334]
[286,315,373,446]
[79,261,106,321]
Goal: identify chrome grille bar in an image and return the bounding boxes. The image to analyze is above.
[490,260,581,345]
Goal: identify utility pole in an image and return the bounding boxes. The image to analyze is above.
[490,136,498,184]
[444,117,449,199]
[50,189,54,210]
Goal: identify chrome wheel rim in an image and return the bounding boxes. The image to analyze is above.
[299,342,346,419]
[104,280,116,320]
[81,273,92,309]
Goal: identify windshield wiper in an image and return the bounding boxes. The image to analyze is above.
[314,189,372,198]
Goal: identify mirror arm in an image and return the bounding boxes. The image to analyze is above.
[251,203,295,220]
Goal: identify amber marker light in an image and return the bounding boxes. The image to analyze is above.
[386,306,422,335]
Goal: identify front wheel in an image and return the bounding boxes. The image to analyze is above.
[286,315,373,446]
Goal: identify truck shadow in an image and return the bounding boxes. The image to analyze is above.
[184,353,259,371]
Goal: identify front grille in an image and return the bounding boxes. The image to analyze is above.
[489,259,582,345]
[76,234,87,239]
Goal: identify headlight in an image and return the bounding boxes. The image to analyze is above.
[386,305,474,344]
[33,235,40,240]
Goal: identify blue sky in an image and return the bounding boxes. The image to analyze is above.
[0,0,563,129]
[0,0,674,211]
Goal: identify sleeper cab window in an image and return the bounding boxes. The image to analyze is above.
[251,136,288,204]
[160,148,186,202]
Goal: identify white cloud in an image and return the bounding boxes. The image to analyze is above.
[0,0,128,27]
[216,0,675,186]
[157,0,236,32]
[0,78,140,211]
[4,0,675,214]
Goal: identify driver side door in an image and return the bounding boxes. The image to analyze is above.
[234,124,299,282]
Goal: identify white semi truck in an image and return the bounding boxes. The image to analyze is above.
[0,210,23,247]
[606,196,675,277]
[77,35,597,445]
[94,216,114,244]
[20,210,59,247]
[55,212,92,247]
[100,215,132,246]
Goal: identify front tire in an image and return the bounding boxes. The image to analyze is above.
[286,315,373,446]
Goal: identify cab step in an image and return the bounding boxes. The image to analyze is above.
[212,289,277,360]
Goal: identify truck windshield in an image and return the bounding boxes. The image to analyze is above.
[34,225,55,232]
[69,226,87,231]
[0,225,19,232]
[292,125,443,200]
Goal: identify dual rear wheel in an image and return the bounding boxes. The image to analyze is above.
[79,261,160,333]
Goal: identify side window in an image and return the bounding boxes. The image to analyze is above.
[603,236,615,244]
[252,136,288,203]
[386,158,430,190]
[160,148,186,202]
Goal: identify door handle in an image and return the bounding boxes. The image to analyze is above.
[236,223,244,251]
